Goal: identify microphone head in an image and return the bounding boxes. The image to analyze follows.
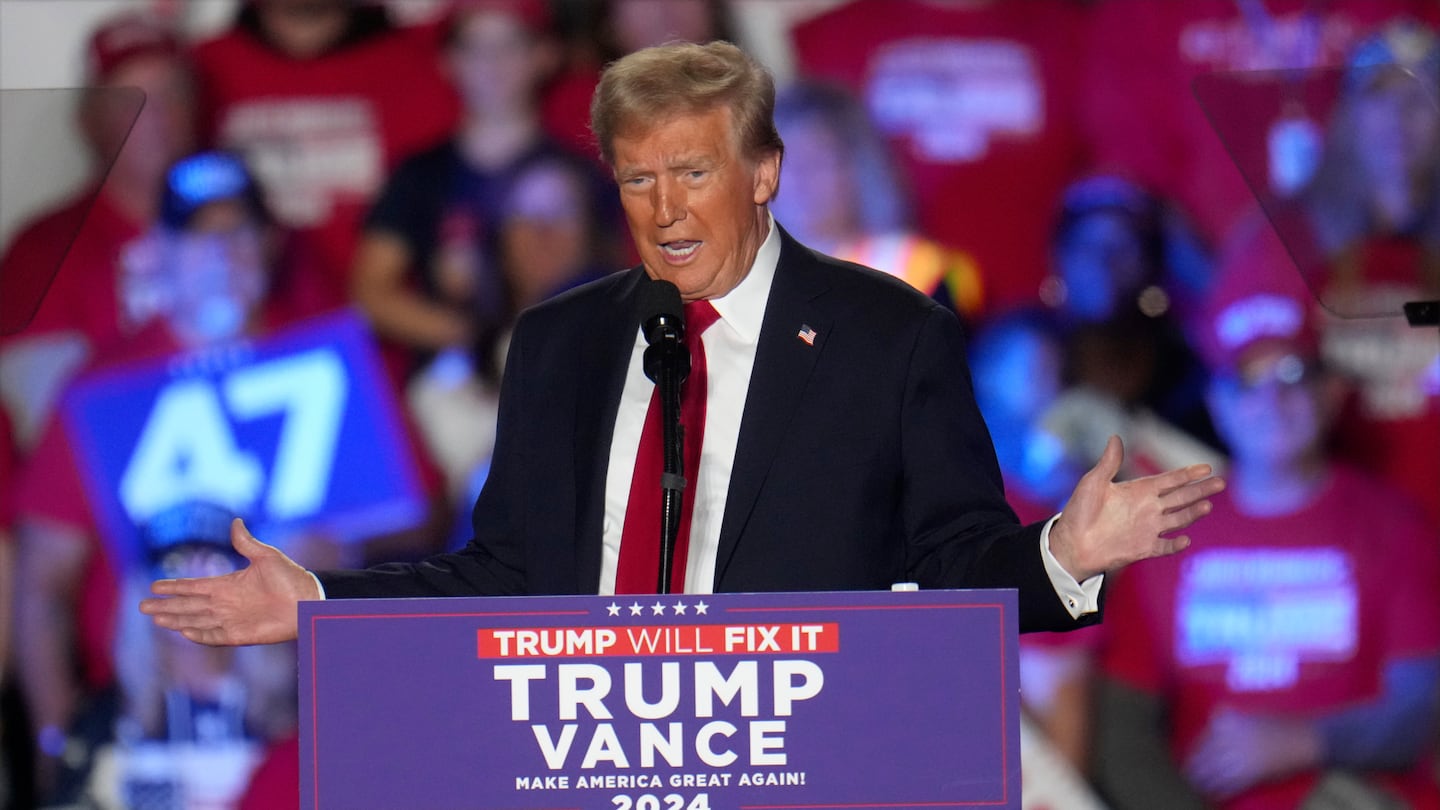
[637,277,685,344]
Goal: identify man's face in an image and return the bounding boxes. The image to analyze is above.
[90,54,195,181]
[771,116,856,245]
[447,11,550,115]
[1055,211,1146,322]
[1353,70,1440,189]
[612,106,780,302]
[166,199,269,343]
[502,163,591,307]
[1207,345,1329,468]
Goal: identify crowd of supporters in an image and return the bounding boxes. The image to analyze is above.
[1,1,1437,808]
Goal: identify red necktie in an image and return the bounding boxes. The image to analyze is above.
[615,300,721,594]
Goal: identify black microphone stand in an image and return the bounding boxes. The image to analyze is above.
[1403,300,1439,330]
[642,303,690,595]
[656,340,688,594]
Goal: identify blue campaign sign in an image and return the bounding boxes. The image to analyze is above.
[300,589,1021,810]
[61,310,425,568]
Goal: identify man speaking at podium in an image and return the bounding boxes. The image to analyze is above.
[141,41,1223,645]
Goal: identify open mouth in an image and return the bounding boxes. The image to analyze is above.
[660,240,701,260]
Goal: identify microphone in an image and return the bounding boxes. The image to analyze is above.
[638,278,689,384]
[636,278,689,594]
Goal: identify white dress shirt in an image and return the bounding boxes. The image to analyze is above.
[598,215,779,595]
[595,214,1102,615]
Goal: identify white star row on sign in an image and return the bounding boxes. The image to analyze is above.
[604,600,710,617]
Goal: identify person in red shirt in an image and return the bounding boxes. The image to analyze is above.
[9,148,399,804]
[769,80,985,318]
[0,12,195,458]
[1298,20,1440,528]
[540,0,736,162]
[1212,20,1440,527]
[1081,0,1439,248]
[12,151,280,805]
[189,0,460,309]
[1094,271,1440,809]
[790,0,1089,314]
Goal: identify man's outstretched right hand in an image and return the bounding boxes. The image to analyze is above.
[139,518,319,646]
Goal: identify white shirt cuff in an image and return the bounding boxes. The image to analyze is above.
[309,571,327,600]
[1040,513,1102,619]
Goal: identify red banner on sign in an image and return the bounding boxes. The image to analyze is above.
[478,623,841,659]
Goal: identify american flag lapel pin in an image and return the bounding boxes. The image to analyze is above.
[797,324,817,346]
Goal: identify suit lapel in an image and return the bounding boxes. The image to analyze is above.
[714,231,833,586]
[573,268,646,590]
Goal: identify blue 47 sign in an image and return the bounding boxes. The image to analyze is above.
[62,311,425,567]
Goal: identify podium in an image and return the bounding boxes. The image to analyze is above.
[299,589,1019,809]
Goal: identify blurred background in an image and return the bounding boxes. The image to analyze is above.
[0,1,1437,808]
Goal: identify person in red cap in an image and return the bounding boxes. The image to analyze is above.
[0,11,195,464]
[1094,270,1440,809]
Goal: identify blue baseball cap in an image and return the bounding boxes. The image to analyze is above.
[140,501,244,580]
[159,151,268,231]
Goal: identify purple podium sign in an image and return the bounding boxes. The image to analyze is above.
[299,590,1019,810]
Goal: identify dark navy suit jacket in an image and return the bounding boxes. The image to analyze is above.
[320,227,1095,633]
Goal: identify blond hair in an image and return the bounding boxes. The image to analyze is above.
[590,40,783,167]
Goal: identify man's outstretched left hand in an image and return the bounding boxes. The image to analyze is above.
[1048,435,1225,582]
